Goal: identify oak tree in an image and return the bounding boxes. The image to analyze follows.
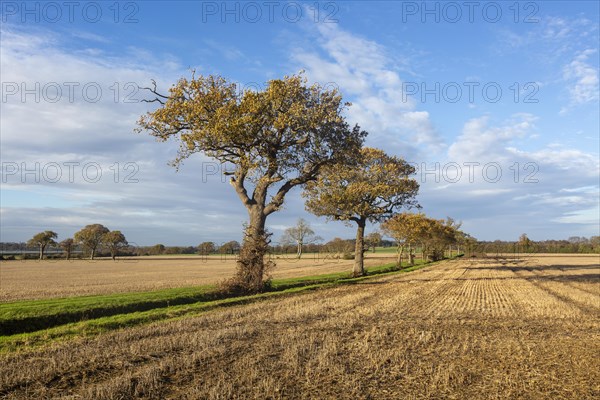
[383,213,462,264]
[103,230,128,260]
[304,147,419,276]
[280,218,322,258]
[198,241,216,255]
[220,240,241,255]
[325,237,353,258]
[518,233,533,253]
[421,218,457,261]
[365,232,382,253]
[59,238,74,260]
[74,224,109,259]
[137,73,366,292]
[27,231,58,260]
[381,213,430,266]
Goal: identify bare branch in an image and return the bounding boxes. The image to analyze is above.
[139,79,170,104]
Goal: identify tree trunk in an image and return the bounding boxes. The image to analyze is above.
[353,219,366,277]
[39,245,44,260]
[90,247,95,260]
[408,244,415,266]
[297,241,302,259]
[233,207,271,293]
[396,245,403,267]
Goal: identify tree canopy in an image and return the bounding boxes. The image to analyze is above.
[518,233,533,252]
[219,241,241,255]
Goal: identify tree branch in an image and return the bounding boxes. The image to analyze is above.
[140,79,170,105]
[229,168,254,209]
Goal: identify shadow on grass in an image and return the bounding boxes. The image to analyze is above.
[0,291,222,336]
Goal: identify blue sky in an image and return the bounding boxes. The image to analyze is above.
[1,1,599,246]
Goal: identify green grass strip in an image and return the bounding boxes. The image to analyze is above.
[0,258,439,353]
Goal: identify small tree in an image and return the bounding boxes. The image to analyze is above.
[220,241,241,255]
[27,231,57,260]
[74,224,109,259]
[103,231,128,260]
[444,217,463,256]
[198,241,216,255]
[59,238,74,260]
[459,234,479,257]
[382,213,430,267]
[304,147,419,277]
[590,236,600,253]
[150,244,166,255]
[280,218,323,258]
[383,214,461,265]
[324,237,353,259]
[137,72,366,293]
[518,233,533,253]
[365,232,382,253]
[423,218,457,261]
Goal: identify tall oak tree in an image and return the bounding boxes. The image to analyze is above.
[137,73,366,292]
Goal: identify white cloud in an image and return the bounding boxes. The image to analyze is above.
[552,208,600,225]
[563,49,599,105]
[510,147,599,176]
[0,27,255,244]
[0,25,371,245]
[291,23,444,156]
[448,114,538,161]
[417,113,600,240]
[447,113,598,182]
[467,189,514,196]
[495,16,598,59]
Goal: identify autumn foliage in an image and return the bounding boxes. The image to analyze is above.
[382,213,462,266]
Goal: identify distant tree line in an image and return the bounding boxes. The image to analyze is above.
[134,241,242,256]
[4,233,597,262]
[2,224,130,260]
[474,235,600,254]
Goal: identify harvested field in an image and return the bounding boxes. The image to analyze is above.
[0,254,598,399]
[0,253,396,301]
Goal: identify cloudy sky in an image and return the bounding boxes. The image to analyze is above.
[1,1,598,246]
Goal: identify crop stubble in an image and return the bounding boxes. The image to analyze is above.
[0,255,598,399]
